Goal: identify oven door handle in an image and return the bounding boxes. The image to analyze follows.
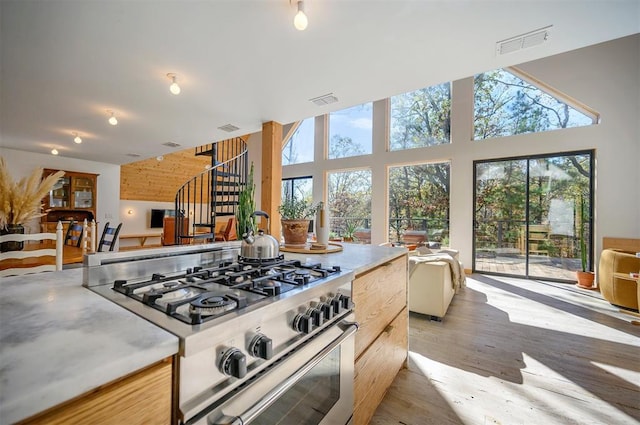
[213,321,358,425]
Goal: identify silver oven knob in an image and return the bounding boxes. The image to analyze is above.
[292,313,313,334]
[219,348,247,379]
[248,334,273,360]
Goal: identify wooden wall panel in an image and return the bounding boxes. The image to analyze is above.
[120,137,248,202]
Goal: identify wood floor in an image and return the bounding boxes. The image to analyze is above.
[370,274,640,425]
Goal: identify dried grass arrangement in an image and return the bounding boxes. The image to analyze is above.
[0,157,65,229]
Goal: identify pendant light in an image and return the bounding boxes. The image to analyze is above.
[167,73,181,95]
[73,132,82,144]
[107,110,118,126]
[293,1,308,31]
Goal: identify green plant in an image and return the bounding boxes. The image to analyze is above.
[342,220,359,239]
[236,163,256,237]
[277,197,319,220]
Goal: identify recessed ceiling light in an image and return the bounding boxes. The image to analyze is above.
[107,110,118,125]
[51,148,59,155]
[167,73,181,95]
[73,132,82,144]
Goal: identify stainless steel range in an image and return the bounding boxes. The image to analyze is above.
[83,243,356,425]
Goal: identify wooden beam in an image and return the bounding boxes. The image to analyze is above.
[282,121,302,148]
[261,121,282,238]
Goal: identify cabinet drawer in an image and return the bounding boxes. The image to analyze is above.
[353,255,407,359]
[354,308,408,425]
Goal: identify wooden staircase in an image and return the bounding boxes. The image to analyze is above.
[172,137,248,244]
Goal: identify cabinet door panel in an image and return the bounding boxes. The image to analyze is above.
[353,255,407,359]
[354,308,408,425]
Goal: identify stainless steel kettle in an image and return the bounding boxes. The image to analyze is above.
[240,211,280,260]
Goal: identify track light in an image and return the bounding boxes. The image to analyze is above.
[51,148,59,155]
[73,132,82,144]
[293,0,308,31]
[107,110,118,125]
[167,73,181,95]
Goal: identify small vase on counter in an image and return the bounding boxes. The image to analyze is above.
[315,205,330,248]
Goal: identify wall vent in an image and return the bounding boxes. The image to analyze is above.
[126,153,141,158]
[218,124,240,132]
[496,25,552,55]
[163,141,181,148]
[309,93,338,106]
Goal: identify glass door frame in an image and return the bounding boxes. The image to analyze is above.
[472,149,595,283]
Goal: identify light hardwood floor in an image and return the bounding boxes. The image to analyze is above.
[371,274,640,425]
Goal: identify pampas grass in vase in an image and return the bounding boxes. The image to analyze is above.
[0,156,65,250]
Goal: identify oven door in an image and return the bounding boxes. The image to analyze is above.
[188,314,357,425]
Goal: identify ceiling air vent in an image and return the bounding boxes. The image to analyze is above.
[126,153,141,158]
[163,141,181,148]
[496,25,552,55]
[309,93,338,106]
[218,124,240,132]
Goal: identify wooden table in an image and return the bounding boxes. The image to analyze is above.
[0,243,85,271]
[120,233,162,248]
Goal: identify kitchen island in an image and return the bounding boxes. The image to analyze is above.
[0,268,179,424]
[0,243,407,425]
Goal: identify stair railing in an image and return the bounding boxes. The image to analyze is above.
[173,137,248,244]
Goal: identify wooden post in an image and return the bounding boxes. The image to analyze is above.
[261,121,283,239]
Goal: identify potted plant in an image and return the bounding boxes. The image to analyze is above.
[235,162,256,238]
[576,194,595,289]
[0,157,64,251]
[277,197,319,246]
[342,220,359,242]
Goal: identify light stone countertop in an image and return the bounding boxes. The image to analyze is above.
[282,243,407,275]
[0,268,179,425]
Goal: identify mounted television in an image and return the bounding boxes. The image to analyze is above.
[150,209,175,228]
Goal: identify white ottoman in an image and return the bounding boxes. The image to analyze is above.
[408,259,454,321]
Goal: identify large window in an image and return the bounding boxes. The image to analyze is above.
[328,169,371,243]
[283,118,314,165]
[474,68,597,140]
[390,83,451,150]
[473,151,594,281]
[328,103,373,159]
[388,162,450,245]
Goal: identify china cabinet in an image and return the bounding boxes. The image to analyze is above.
[41,169,98,233]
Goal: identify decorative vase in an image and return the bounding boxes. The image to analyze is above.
[281,219,310,246]
[1,224,25,252]
[576,271,595,289]
[315,207,330,246]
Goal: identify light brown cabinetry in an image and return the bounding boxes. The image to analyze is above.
[353,254,408,425]
[41,169,98,233]
[17,358,173,425]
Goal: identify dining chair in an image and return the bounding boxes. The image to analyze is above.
[214,217,236,241]
[0,221,63,277]
[98,222,122,252]
[64,221,85,247]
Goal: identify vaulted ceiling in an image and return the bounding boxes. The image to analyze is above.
[1,1,638,165]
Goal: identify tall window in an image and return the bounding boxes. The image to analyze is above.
[474,68,597,140]
[328,169,371,243]
[388,162,450,244]
[390,82,451,150]
[328,103,373,159]
[283,118,314,165]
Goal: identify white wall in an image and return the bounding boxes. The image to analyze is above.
[281,34,640,269]
[0,148,120,237]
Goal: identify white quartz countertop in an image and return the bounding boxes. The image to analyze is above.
[0,268,180,424]
[283,243,407,275]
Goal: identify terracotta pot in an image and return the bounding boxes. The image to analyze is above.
[576,271,595,289]
[1,224,25,252]
[281,219,310,246]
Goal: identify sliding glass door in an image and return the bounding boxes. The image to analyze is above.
[473,151,593,281]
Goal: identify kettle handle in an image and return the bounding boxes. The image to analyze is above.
[251,211,270,234]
